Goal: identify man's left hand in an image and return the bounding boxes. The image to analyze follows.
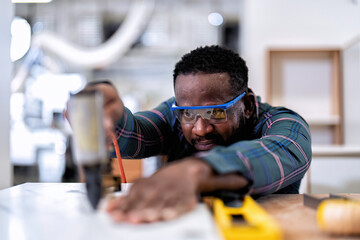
[106,158,211,223]
[106,157,249,223]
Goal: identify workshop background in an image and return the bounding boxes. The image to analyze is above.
[1,0,360,194]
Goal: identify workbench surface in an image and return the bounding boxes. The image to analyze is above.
[0,183,221,240]
[0,183,359,240]
[257,193,360,240]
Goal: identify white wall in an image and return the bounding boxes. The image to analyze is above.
[240,0,360,193]
[240,0,360,144]
[310,157,360,193]
[0,1,13,189]
[343,41,360,145]
[241,0,360,98]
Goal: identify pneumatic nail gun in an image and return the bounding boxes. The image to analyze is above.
[67,89,120,209]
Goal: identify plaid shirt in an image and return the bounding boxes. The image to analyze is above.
[114,97,312,196]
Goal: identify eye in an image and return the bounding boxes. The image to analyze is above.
[182,109,194,119]
[212,108,226,119]
[206,110,212,115]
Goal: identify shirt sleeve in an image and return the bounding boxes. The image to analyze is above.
[197,108,312,196]
[114,98,176,159]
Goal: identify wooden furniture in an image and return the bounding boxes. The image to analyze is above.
[266,49,343,145]
[111,158,142,183]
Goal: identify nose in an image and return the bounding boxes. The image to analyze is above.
[192,116,214,136]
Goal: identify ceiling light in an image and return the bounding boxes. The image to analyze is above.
[12,0,52,3]
[208,12,223,26]
[10,17,31,62]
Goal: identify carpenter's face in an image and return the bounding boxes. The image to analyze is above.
[174,72,244,151]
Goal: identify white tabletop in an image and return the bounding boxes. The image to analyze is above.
[0,183,222,240]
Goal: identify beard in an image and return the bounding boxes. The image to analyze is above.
[188,106,258,151]
[224,109,257,146]
[236,108,257,141]
[190,115,254,151]
[190,132,227,147]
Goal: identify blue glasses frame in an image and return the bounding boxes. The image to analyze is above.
[171,92,246,111]
[171,92,246,124]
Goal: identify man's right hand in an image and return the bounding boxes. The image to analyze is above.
[64,81,124,148]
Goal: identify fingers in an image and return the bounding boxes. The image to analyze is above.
[103,95,124,124]
[104,116,116,149]
[106,180,163,223]
[107,196,196,224]
[106,196,128,222]
[105,181,198,224]
[91,83,124,134]
[106,158,204,224]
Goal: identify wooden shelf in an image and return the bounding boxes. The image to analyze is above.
[266,48,343,145]
[312,145,360,157]
[305,115,340,125]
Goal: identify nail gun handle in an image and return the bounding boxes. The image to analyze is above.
[68,90,107,166]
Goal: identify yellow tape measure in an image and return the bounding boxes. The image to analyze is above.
[213,196,282,240]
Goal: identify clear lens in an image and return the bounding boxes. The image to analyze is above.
[174,108,227,124]
[212,108,226,119]
[172,92,245,124]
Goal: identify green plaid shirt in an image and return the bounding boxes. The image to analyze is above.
[114,97,312,196]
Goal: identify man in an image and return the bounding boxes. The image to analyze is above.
[91,45,311,223]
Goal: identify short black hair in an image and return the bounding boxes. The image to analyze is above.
[173,45,248,95]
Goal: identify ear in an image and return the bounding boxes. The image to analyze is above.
[243,92,256,119]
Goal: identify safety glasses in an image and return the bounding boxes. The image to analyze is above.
[171,92,245,124]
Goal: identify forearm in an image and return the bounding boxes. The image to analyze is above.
[114,99,175,159]
[176,157,249,194]
[197,114,312,195]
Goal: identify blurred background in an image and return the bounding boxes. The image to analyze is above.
[1,0,359,194]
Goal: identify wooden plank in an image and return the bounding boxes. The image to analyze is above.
[257,194,359,240]
[332,50,344,144]
[111,158,142,183]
